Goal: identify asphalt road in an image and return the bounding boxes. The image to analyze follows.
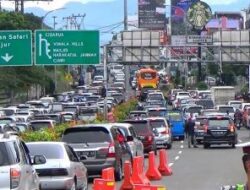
[89,128,250,190]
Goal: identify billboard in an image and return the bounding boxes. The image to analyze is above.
[171,0,198,35]
[138,0,166,30]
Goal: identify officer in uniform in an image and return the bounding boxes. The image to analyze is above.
[221,142,250,190]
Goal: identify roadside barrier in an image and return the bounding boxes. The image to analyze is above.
[92,167,115,190]
[133,184,166,190]
[146,151,162,180]
[158,149,172,176]
[131,156,150,185]
[120,161,134,190]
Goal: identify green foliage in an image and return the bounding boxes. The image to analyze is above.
[207,63,219,76]
[196,82,208,90]
[113,99,138,122]
[21,124,69,142]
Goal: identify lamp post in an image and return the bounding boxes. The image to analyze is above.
[41,8,65,94]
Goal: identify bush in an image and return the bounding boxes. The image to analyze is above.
[196,82,208,90]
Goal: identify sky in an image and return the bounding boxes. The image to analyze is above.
[0,0,248,11]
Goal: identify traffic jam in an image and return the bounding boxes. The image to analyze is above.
[0,62,247,190]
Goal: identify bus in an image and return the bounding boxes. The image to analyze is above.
[136,68,159,90]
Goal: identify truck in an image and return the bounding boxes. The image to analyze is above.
[211,86,235,106]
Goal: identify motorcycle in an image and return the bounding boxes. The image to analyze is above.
[235,119,242,130]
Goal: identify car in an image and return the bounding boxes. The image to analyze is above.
[147,117,172,149]
[128,110,148,119]
[0,133,46,190]
[183,105,203,120]
[27,142,88,190]
[61,124,132,181]
[147,107,167,117]
[123,119,157,155]
[30,120,56,131]
[168,110,185,140]
[113,123,144,158]
[215,105,235,119]
[203,116,238,148]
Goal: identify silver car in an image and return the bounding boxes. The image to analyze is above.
[113,123,144,158]
[147,117,172,149]
[0,133,44,190]
[27,142,88,190]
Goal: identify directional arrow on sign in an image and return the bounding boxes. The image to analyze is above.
[1,53,13,63]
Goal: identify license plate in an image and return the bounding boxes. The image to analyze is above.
[212,131,225,136]
[78,151,96,158]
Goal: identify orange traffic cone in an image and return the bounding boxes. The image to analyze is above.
[134,184,166,190]
[120,161,134,190]
[146,151,162,180]
[131,156,150,185]
[102,167,115,181]
[158,149,172,176]
[92,178,115,190]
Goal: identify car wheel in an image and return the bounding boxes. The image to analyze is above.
[166,143,172,149]
[115,161,123,181]
[179,136,185,141]
[232,143,236,148]
[204,143,210,149]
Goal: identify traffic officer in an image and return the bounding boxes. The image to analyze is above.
[221,142,250,190]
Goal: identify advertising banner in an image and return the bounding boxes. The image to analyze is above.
[138,0,166,30]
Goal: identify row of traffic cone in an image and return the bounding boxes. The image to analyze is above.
[93,167,116,190]
[120,149,172,190]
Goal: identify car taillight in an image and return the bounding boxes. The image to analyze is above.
[147,135,153,142]
[10,168,21,189]
[108,142,116,158]
[204,125,208,133]
[229,125,235,133]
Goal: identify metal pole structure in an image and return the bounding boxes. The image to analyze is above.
[103,46,108,120]
[53,16,57,93]
[249,65,250,93]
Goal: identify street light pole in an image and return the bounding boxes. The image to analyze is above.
[41,8,65,29]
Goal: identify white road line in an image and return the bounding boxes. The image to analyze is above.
[239,139,242,143]
[181,141,184,144]
[175,156,180,160]
[180,145,184,149]
[178,151,182,154]
[169,163,174,167]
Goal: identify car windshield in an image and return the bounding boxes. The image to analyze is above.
[149,120,166,128]
[2,110,15,116]
[148,110,167,117]
[64,107,77,112]
[230,103,241,109]
[27,144,65,159]
[30,122,51,131]
[218,107,234,113]
[187,107,202,113]
[62,127,111,143]
[208,118,230,127]
[0,119,13,124]
[129,122,151,135]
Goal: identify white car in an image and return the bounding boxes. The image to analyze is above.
[93,75,104,82]
[227,100,243,110]
[110,64,124,76]
[215,105,235,119]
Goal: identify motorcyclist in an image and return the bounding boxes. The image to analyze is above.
[234,109,243,128]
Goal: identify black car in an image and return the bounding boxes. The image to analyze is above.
[203,116,237,148]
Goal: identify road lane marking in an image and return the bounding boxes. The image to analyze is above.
[169,163,174,167]
[239,139,242,143]
[175,156,180,160]
[180,145,184,149]
[181,141,184,144]
[178,151,182,154]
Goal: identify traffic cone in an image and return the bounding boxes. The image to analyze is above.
[92,178,115,190]
[102,167,115,181]
[120,161,134,190]
[131,156,150,185]
[146,151,162,180]
[134,184,166,190]
[158,149,172,176]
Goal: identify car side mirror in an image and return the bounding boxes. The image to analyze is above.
[126,135,134,142]
[33,155,46,165]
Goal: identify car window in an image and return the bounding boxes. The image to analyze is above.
[5,141,21,165]
[208,118,230,128]
[30,122,51,131]
[65,145,78,162]
[0,142,12,166]
[129,122,151,135]
[62,127,111,143]
[149,120,167,128]
[186,107,202,113]
[27,144,65,159]
[129,127,137,138]
[218,107,234,113]
[148,110,167,117]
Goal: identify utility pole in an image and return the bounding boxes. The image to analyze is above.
[124,0,128,30]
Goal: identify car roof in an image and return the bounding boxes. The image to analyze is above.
[26,141,66,146]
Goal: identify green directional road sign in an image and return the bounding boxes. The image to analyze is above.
[35,30,100,65]
[0,30,32,66]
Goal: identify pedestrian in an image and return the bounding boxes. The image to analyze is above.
[221,142,250,190]
[186,115,198,148]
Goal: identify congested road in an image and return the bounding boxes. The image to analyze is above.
[89,129,248,190]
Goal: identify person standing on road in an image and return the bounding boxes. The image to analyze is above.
[186,115,198,148]
[221,142,250,190]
